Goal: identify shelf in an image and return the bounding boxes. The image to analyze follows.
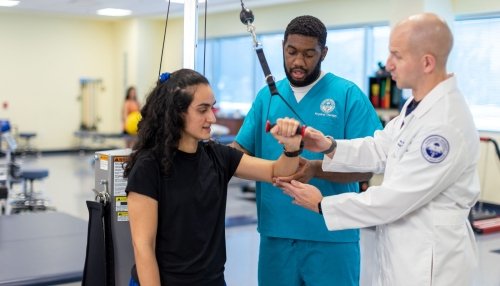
[369,76,402,109]
[376,108,399,117]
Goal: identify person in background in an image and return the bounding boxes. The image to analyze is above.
[231,15,382,286]
[123,69,302,286]
[276,13,480,286]
[122,86,140,133]
[122,86,141,147]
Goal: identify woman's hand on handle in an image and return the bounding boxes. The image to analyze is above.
[270,117,303,152]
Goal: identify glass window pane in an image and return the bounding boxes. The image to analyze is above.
[196,39,214,82]
[323,28,365,89]
[453,18,500,131]
[258,34,286,88]
[210,37,256,117]
[371,26,390,74]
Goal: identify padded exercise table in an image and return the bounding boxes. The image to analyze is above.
[0,212,87,285]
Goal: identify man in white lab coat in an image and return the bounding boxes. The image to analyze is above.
[275,13,480,286]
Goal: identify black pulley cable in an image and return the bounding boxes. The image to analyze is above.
[239,0,306,136]
[158,0,171,80]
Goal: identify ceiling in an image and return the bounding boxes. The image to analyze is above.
[0,0,302,19]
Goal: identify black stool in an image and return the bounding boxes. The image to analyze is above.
[10,168,53,213]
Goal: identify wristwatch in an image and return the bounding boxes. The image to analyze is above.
[321,136,337,155]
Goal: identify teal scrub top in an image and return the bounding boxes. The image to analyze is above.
[236,73,382,242]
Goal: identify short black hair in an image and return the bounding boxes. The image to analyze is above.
[284,15,327,48]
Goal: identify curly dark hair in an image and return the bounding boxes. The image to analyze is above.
[123,69,209,177]
[284,15,327,48]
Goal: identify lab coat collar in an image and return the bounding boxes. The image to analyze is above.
[410,74,457,119]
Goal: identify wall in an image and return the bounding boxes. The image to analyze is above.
[0,12,117,150]
[199,0,392,38]
[112,18,184,116]
[0,13,183,151]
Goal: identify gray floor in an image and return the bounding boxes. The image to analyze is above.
[3,152,500,286]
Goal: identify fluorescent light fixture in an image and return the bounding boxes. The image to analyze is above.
[97,8,132,17]
[167,0,206,4]
[0,0,20,7]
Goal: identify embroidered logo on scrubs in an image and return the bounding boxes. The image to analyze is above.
[421,135,449,163]
[320,99,335,114]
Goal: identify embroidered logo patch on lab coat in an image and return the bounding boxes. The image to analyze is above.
[421,135,449,163]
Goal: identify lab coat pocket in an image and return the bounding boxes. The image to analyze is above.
[386,231,433,286]
[432,210,475,285]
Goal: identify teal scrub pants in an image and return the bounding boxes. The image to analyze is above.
[258,235,360,286]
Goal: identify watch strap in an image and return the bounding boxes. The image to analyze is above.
[321,136,337,155]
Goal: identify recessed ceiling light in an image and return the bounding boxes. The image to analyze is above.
[0,0,20,7]
[97,8,132,17]
[167,0,206,4]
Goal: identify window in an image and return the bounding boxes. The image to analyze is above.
[371,26,390,75]
[452,17,500,132]
[258,34,286,92]
[197,16,500,132]
[196,36,256,117]
[197,25,388,117]
[323,28,365,89]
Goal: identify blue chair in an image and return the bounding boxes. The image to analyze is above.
[10,168,53,213]
[18,132,39,157]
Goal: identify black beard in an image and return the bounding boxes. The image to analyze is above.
[284,61,322,87]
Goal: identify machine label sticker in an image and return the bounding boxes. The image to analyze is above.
[421,135,449,163]
[113,156,128,196]
[115,196,128,211]
[99,154,109,170]
[117,211,129,222]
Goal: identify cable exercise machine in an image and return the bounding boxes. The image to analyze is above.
[239,0,306,135]
[470,137,500,234]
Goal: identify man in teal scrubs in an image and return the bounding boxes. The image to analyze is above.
[232,15,382,285]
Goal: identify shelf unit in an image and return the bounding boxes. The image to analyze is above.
[369,76,402,126]
[369,76,402,110]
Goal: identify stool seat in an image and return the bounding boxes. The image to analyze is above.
[19,132,37,139]
[18,132,40,158]
[20,169,49,180]
[10,168,53,214]
[19,132,36,139]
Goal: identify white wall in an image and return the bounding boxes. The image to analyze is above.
[112,18,184,114]
[1,0,499,202]
[0,12,117,149]
[0,13,183,151]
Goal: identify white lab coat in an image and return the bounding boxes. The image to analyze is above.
[321,76,480,286]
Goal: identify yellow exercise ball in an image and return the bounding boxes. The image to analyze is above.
[125,111,142,135]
